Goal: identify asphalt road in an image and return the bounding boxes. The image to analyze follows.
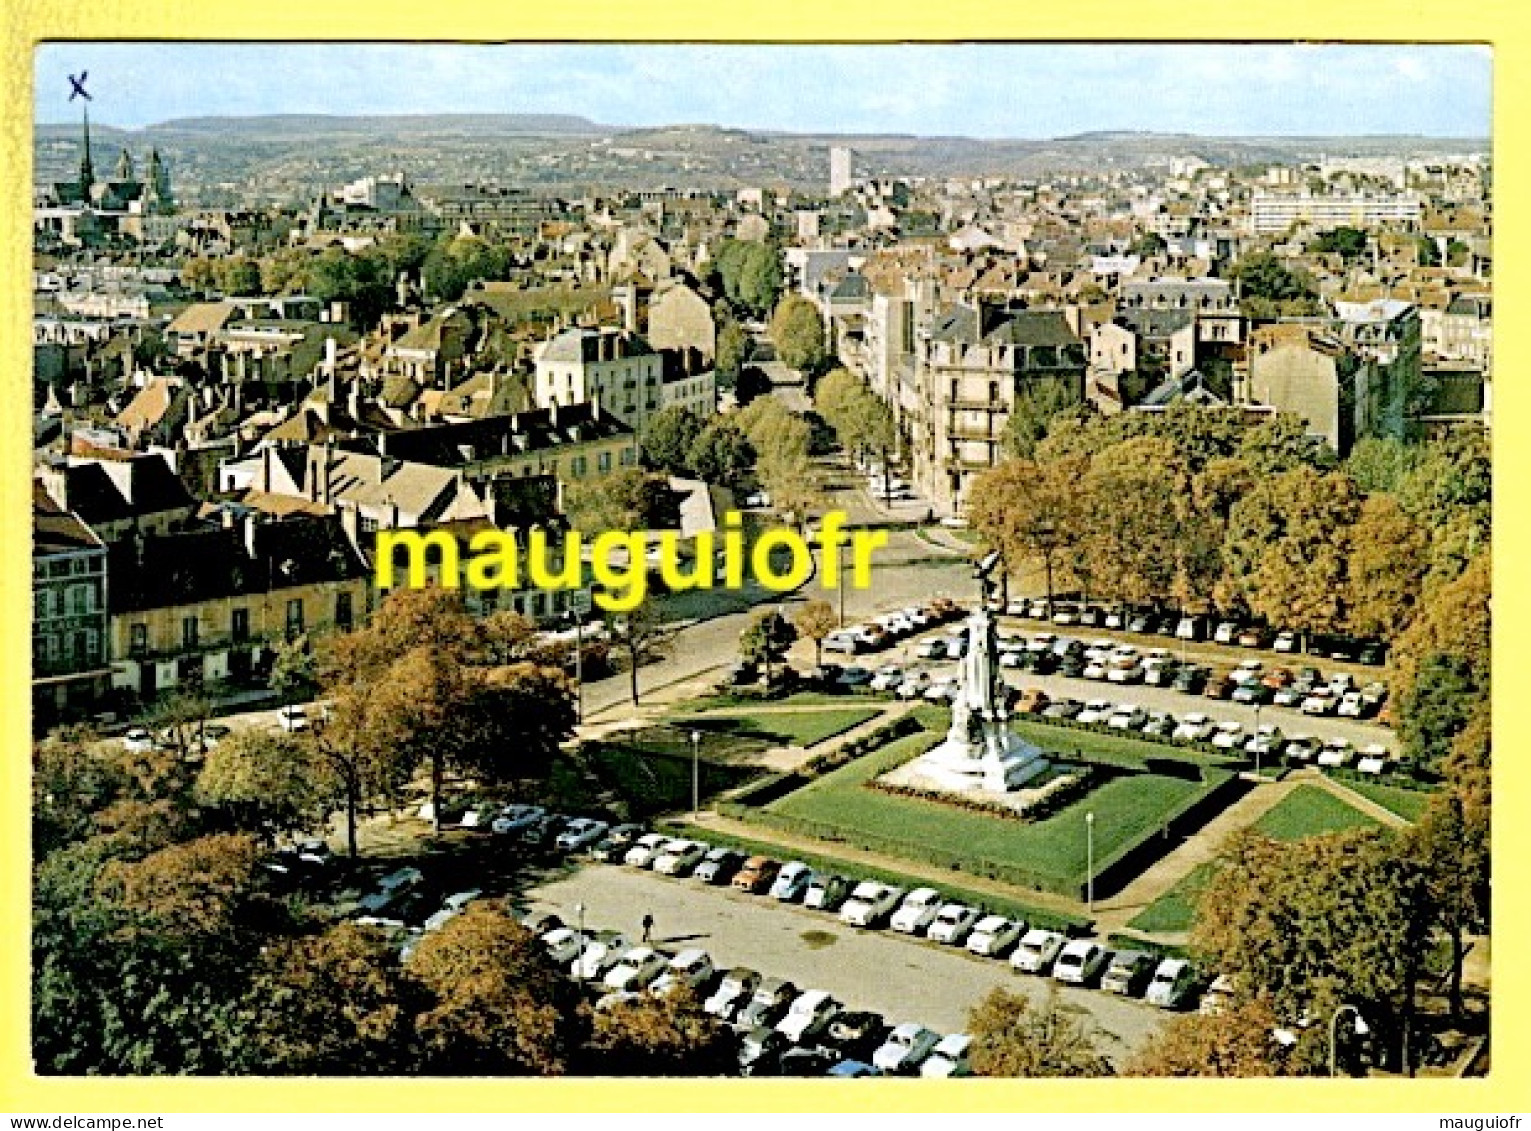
[525,862,1168,1064]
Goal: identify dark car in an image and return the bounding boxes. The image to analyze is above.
[725,660,759,687]
[779,1047,842,1077]
[1058,655,1087,679]
[1357,642,1386,667]
[1144,659,1178,687]
[694,846,746,885]
[591,823,645,862]
[824,1010,889,1061]
[739,1026,789,1076]
[1029,651,1059,675]
[518,813,571,850]
[1231,681,1272,705]
[1101,950,1157,997]
[804,872,855,913]
[737,977,797,1030]
[1172,665,1209,694]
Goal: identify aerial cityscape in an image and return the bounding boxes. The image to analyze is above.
[29,42,1491,1081]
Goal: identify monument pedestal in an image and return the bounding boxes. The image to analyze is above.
[915,720,1050,793]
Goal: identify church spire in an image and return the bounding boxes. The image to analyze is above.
[78,101,94,196]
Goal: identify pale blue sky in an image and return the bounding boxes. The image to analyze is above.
[36,43,1491,137]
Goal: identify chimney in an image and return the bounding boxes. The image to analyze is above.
[242,512,259,561]
[261,444,272,492]
[347,378,362,420]
[322,435,334,505]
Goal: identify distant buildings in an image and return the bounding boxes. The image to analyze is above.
[829,146,855,198]
[1249,191,1422,234]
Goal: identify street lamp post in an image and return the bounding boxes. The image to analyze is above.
[1253,701,1262,779]
[1085,811,1096,913]
[690,729,702,820]
[1328,1004,1370,1077]
[574,901,586,989]
[837,541,847,628]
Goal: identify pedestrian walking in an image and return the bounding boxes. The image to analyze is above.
[641,913,654,943]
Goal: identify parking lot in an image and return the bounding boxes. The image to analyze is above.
[522,862,1169,1065]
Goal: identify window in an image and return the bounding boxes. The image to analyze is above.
[335,592,353,633]
[232,608,250,643]
[598,451,612,472]
[286,598,304,639]
[130,623,148,657]
[84,630,100,662]
[620,447,636,466]
[33,590,52,621]
[360,515,379,534]
[67,584,93,616]
[182,616,199,648]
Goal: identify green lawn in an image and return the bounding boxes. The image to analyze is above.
[551,727,768,818]
[918,705,1241,769]
[1336,778,1431,823]
[659,820,1089,932]
[1251,785,1382,841]
[683,690,861,712]
[1125,861,1219,935]
[765,728,1207,888]
[669,708,881,748]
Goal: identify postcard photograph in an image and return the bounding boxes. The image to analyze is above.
[26,41,1492,1086]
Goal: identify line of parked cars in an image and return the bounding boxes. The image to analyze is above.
[823,599,966,658]
[604,830,1207,1030]
[1003,601,1387,667]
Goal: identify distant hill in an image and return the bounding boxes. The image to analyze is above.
[37,112,611,139]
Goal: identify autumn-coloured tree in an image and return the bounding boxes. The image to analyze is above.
[408,904,583,1075]
[967,987,1113,1077]
[1406,790,1489,1020]
[195,729,335,841]
[99,832,263,939]
[1125,997,1290,1077]
[1390,551,1490,730]
[689,418,755,489]
[584,987,739,1075]
[1192,829,1433,1072]
[268,633,318,706]
[564,467,675,536]
[1344,495,1428,641]
[241,923,424,1073]
[793,599,839,668]
[967,456,1085,607]
[1078,437,1187,608]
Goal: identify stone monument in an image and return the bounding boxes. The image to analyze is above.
[910,552,1050,792]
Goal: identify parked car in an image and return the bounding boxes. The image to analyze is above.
[1284,735,1318,762]
[824,631,862,655]
[623,832,671,868]
[1015,687,1051,714]
[693,846,745,884]
[121,727,157,754]
[776,989,841,1044]
[653,839,708,876]
[926,903,983,945]
[824,1010,888,1061]
[1212,621,1239,644]
[1042,698,1084,720]
[277,704,309,732]
[555,817,609,853]
[590,822,644,861]
[1301,688,1338,716]
[840,882,904,928]
[732,855,781,893]
[895,671,933,699]
[1273,631,1298,654]
[1231,682,1272,706]
[571,931,632,982]
[1172,713,1215,742]
[1203,672,1236,700]
[517,813,570,851]
[1052,939,1109,986]
[803,872,854,912]
[1317,737,1354,767]
[1200,974,1236,1017]
[1336,691,1368,718]
[915,638,948,661]
[769,861,814,902]
[737,976,798,1029]
[651,948,716,997]
[1237,628,1268,649]
[1076,699,1115,725]
[1012,928,1066,974]
[1244,725,1285,760]
[1210,720,1246,750]
[1146,958,1199,1009]
[704,966,761,1021]
[890,887,944,934]
[869,666,905,693]
[1141,711,1176,739]
[1107,704,1147,731]
[1101,950,1156,997]
[1274,679,1312,708]
[872,1023,941,1075]
[1172,665,1209,694]
[1143,659,1177,687]
[541,926,586,967]
[1175,616,1205,642]
[738,1025,789,1076]
[920,1033,973,1078]
[601,946,670,993]
[965,915,1025,958]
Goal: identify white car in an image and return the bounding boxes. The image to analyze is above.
[869,666,905,693]
[653,839,708,876]
[601,946,669,993]
[623,832,671,868]
[926,903,982,945]
[895,671,932,699]
[1027,632,1057,654]
[1336,691,1366,718]
[1012,928,1066,974]
[840,882,904,928]
[1243,725,1284,758]
[542,926,586,966]
[890,887,944,934]
[422,889,481,933]
[769,861,813,902]
[121,727,156,754]
[277,704,309,732]
[923,679,958,704]
[1052,939,1109,986]
[1076,699,1115,725]
[572,933,631,981]
[824,631,862,655]
[915,638,948,660]
[651,948,715,997]
[1284,735,1318,762]
[1145,958,1199,1009]
[1082,660,1108,681]
[1172,712,1215,742]
[873,1023,942,1074]
[920,1032,973,1077]
[1232,659,1264,685]
[1301,689,1338,716]
[1317,738,1354,767]
[1213,621,1239,644]
[1107,704,1147,731]
[1210,720,1245,750]
[776,989,840,1044]
[704,967,759,1020]
[1106,660,1144,684]
[1273,631,1298,653]
[966,915,1024,958]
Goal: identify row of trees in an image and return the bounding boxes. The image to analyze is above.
[814,369,896,480]
[638,405,756,490]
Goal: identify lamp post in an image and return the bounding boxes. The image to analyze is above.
[574,901,587,989]
[1328,1004,1370,1077]
[690,729,702,820]
[1085,811,1096,913]
[1253,701,1262,779]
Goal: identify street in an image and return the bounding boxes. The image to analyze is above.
[525,862,1168,1064]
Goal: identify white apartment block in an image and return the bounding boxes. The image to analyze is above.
[534,327,663,431]
[1250,192,1423,234]
[829,146,854,198]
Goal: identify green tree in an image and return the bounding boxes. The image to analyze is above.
[769,293,829,376]
[33,734,127,862]
[713,240,782,318]
[641,405,704,475]
[1131,231,1167,257]
[1078,437,1187,608]
[967,987,1113,1077]
[607,603,677,708]
[739,610,797,685]
[1312,226,1369,260]
[1003,380,1082,459]
[564,468,674,536]
[689,418,755,489]
[1406,791,1489,1020]
[268,633,318,706]
[194,729,334,842]
[1344,495,1428,641]
[715,319,750,387]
